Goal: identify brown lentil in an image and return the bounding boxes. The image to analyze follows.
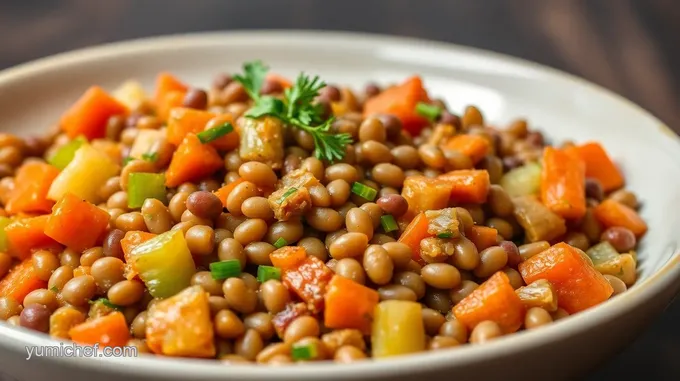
[90,257,125,292]
[297,237,328,262]
[284,316,320,343]
[377,284,418,302]
[32,250,60,281]
[61,276,97,306]
[107,280,144,306]
[421,263,461,290]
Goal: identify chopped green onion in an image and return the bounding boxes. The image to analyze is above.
[48,136,87,170]
[127,172,167,209]
[49,286,59,293]
[210,259,242,280]
[122,156,136,166]
[273,237,288,249]
[141,151,159,162]
[89,298,122,310]
[291,342,317,361]
[380,215,399,233]
[415,102,442,121]
[257,265,281,283]
[351,182,377,201]
[278,187,298,204]
[0,216,10,252]
[197,122,234,144]
[437,232,454,239]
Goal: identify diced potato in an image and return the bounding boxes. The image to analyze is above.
[586,241,619,266]
[500,162,541,197]
[594,253,636,287]
[112,80,148,110]
[49,306,86,340]
[515,279,558,312]
[268,186,312,221]
[47,143,120,203]
[280,168,320,189]
[146,285,215,358]
[425,208,460,237]
[512,196,566,242]
[371,300,425,358]
[239,116,284,169]
[129,129,165,159]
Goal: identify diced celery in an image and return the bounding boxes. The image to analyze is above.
[586,241,619,266]
[47,143,120,203]
[130,230,196,298]
[47,136,87,170]
[0,216,11,252]
[515,279,558,312]
[371,300,425,358]
[112,80,147,110]
[127,172,167,209]
[500,162,542,197]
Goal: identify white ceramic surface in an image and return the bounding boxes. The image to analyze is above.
[0,31,679,381]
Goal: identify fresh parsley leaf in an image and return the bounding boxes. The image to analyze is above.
[233,61,268,99]
[235,60,353,162]
[246,96,285,119]
[122,156,136,166]
[49,286,59,293]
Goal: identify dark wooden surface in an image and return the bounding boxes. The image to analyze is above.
[1,0,680,379]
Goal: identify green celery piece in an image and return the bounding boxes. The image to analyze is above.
[127,172,167,209]
[586,241,619,266]
[129,230,196,298]
[499,162,542,197]
[48,136,87,170]
[0,216,11,252]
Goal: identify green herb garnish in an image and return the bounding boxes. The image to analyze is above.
[380,215,399,233]
[273,237,288,249]
[351,182,377,201]
[141,151,159,162]
[233,61,353,162]
[437,232,454,239]
[291,341,317,361]
[122,156,136,166]
[415,102,442,121]
[49,286,59,293]
[197,122,234,144]
[257,265,282,283]
[210,259,242,280]
[89,298,122,310]
[278,187,298,204]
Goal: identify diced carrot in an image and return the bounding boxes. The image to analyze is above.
[214,178,245,208]
[60,86,128,140]
[154,72,188,106]
[44,193,110,252]
[519,242,613,314]
[73,266,91,277]
[5,216,61,260]
[324,275,380,334]
[166,108,239,151]
[397,212,432,262]
[121,231,157,280]
[165,134,223,188]
[466,225,498,251]
[69,311,129,347]
[444,135,490,165]
[281,256,334,313]
[157,91,186,122]
[0,259,47,303]
[266,73,293,89]
[270,246,307,271]
[438,169,490,204]
[401,176,453,220]
[363,76,430,136]
[453,271,525,333]
[576,142,624,192]
[540,146,586,220]
[5,162,59,215]
[594,199,647,237]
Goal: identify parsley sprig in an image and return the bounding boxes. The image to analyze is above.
[234,61,353,162]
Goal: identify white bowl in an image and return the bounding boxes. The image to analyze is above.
[0,31,679,381]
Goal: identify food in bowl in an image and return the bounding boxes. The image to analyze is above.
[0,60,647,364]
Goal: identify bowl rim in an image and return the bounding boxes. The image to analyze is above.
[1,30,680,380]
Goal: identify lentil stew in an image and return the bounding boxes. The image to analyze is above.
[0,61,646,364]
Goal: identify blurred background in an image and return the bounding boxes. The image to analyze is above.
[1,0,679,379]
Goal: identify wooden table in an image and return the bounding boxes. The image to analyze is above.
[1,0,678,379]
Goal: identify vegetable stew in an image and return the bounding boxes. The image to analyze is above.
[0,62,646,364]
